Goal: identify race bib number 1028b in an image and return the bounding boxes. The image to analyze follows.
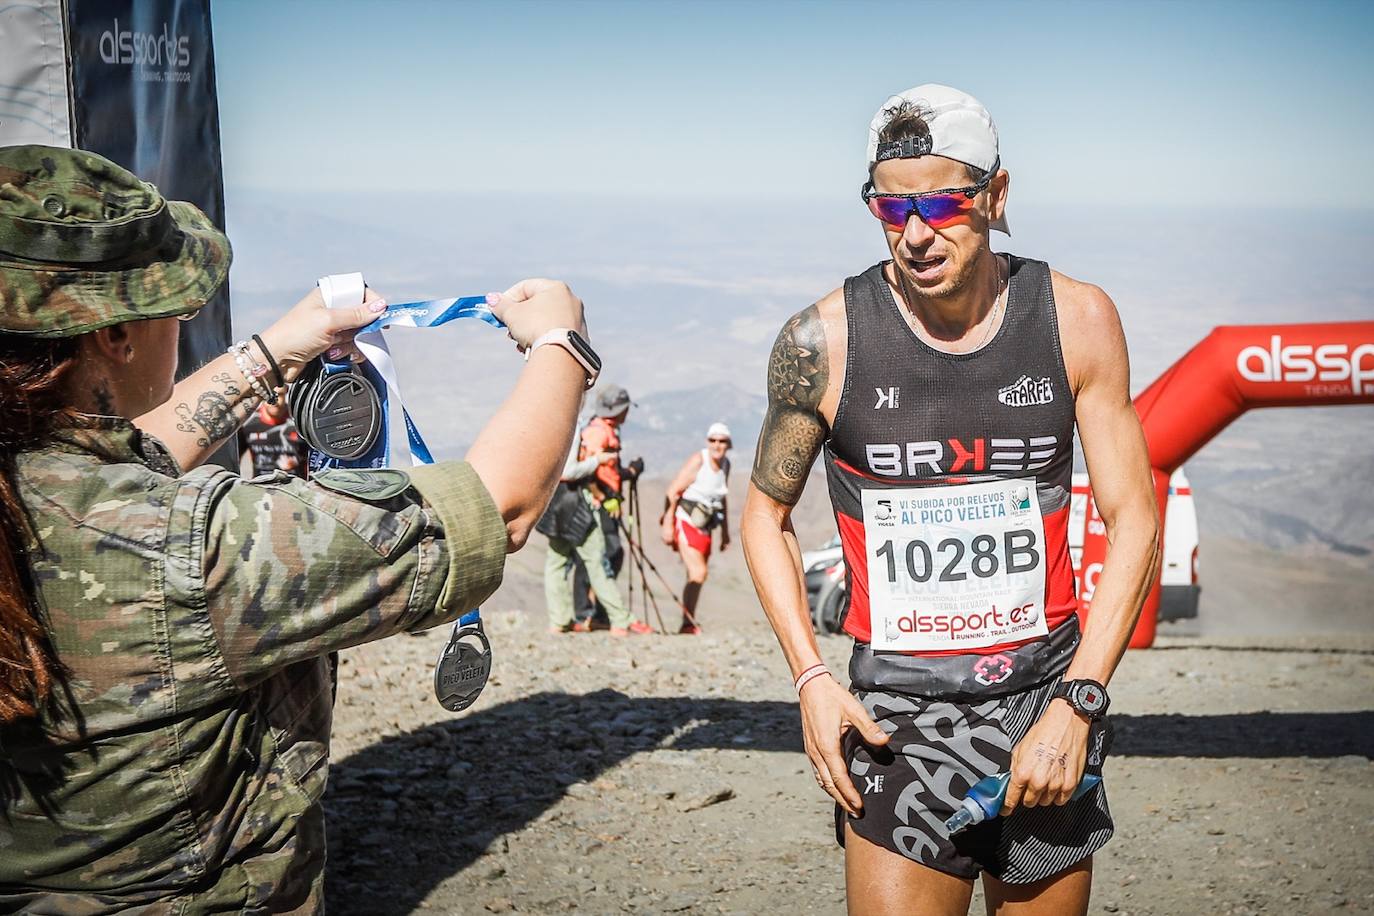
[863,478,1048,651]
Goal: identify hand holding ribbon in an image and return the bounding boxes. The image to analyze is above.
[485,278,588,350]
[258,286,389,385]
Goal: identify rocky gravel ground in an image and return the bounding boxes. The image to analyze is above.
[321,531,1374,916]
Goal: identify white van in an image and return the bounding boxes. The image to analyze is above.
[1069,467,1200,622]
[802,468,1201,633]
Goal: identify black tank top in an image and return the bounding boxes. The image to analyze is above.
[239,411,309,479]
[823,256,1079,669]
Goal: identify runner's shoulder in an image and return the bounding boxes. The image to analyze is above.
[773,287,845,349]
[767,287,847,412]
[773,288,847,364]
[814,285,846,324]
[1049,268,1121,335]
[1049,268,1128,389]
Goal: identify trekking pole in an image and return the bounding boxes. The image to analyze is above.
[631,480,652,627]
[620,518,670,633]
[614,516,699,629]
[626,479,637,620]
[636,482,671,627]
[623,481,637,627]
[626,479,648,629]
[640,564,670,634]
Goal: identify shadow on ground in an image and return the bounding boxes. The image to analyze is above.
[324,690,1372,913]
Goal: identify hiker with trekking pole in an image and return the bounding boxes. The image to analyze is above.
[538,385,652,636]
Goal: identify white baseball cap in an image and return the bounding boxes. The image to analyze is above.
[866,83,1009,234]
[707,422,732,441]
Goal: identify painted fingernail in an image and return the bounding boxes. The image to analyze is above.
[327,346,344,359]
[369,298,387,313]
[485,293,501,306]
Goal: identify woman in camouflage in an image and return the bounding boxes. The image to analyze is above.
[0,146,595,911]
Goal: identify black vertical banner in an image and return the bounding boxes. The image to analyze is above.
[64,0,230,391]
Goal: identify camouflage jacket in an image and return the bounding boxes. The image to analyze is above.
[0,417,507,913]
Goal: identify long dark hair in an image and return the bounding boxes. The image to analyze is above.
[0,333,80,723]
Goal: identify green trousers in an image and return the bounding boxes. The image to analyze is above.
[544,520,631,628]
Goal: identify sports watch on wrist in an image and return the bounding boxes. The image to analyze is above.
[526,327,601,388]
[1052,678,1110,720]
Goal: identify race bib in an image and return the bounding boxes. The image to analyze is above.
[863,478,1048,651]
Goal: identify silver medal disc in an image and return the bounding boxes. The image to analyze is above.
[434,619,492,712]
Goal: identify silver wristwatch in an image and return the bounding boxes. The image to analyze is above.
[525,327,601,388]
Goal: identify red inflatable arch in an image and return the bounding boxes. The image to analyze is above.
[1078,321,1374,647]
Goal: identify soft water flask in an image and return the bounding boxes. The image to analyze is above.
[944,771,1102,835]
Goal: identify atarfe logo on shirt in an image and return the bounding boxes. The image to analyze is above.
[997,375,1055,407]
[1236,335,1374,395]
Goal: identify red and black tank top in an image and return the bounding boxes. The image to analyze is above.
[824,255,1077,657]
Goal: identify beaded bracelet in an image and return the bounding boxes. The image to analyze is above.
[227,341,276,405]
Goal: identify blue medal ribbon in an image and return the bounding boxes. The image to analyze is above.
[358,296,504,336]
[309,295,505,473]
[360,296,503,465]
[309,283,504,689]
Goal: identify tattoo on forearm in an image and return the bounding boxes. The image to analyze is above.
[173,372,251,448]
[751,305,830,506]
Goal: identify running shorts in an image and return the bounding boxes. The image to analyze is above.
[837,676,1114,884]
[674,515,712,556]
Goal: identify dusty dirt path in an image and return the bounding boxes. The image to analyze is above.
[322,543,1374,916]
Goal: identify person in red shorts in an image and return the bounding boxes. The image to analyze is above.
[660,422,732,634]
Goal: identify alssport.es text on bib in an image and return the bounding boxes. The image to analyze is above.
[862,477,1048,651]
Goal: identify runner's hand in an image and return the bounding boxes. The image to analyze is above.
[661,521,677,548]
[487,278,587,350]
[1001,698,1090,814]
[798,675,889,817]
[257,287,388,385]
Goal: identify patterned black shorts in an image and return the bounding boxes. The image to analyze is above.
[836,677,1114,884]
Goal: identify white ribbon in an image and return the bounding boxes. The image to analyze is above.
[316,272,422,467]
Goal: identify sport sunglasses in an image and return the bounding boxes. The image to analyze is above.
[861,158,999,230]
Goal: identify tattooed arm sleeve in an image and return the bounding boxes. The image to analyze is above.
[135,352,262,472]
[750,304,830,506]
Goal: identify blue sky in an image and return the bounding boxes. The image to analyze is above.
[214,0,1374,208]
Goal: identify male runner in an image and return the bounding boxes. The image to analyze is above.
[740,84,1159,916]
[238,399,309,479]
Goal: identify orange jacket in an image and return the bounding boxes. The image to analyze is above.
[579,417,621,500]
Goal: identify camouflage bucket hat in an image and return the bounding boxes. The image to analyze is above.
[0,145,231,338]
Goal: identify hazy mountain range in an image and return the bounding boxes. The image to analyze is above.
[224,189,1374,573]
